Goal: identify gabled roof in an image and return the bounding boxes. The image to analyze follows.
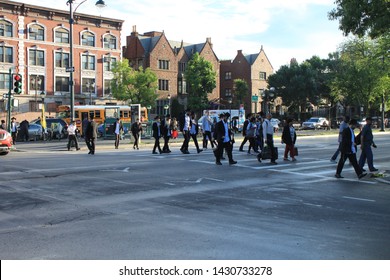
[244,53,260,65]
[138,35,161,53]
[183,43,205,57]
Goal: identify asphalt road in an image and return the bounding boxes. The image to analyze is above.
[0,133,389,260]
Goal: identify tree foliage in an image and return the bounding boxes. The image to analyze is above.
[329,36,390,112]
[233,78,249,106]
[184,52,217,111]
[328,0,390,38]
[267,56,331,116]
[111,59,158,107]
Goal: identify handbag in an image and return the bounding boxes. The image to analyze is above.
[294,146,298,156]
[261,146,278,160]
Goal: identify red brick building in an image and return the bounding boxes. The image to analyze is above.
[220,47,274,113]
[123,26,220,116]
[0,0,123,113]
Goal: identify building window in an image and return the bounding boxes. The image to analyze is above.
[103,34,116,49]
[29,25,44,41]
[82,78,95,93]
[0,73,11,90]
[158,79,169,91]
[0,46,13,63]
[104,79,112,95]
[55,51,69,68]
[55,76,69,92]
[29,75,45,92]
[225,88,232,97]
[158,60,169,70]
[82,54,95,70]
[81,32,95,47]
[55,28,69,43]
[179,62,186,73]
[0,20,12,37]
[103,56,117,71]
[225,72,232,80]
[29,49,45,66]
[259,72,266,80]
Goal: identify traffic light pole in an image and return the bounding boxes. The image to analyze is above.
[7,68,12,132]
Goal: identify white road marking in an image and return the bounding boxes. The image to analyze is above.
[342,196,376,202]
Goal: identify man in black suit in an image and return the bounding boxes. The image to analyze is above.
[152,115,162,154]
[214,113,237,165]
[85,115,98,155]
[335,119,367,179]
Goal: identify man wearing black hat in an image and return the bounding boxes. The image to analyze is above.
[161,114,172,153]
[152,115,162,154]
[180,109,191,154]
[214,113,237,165]
[335,119,367,179]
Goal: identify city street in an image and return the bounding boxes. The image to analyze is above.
[0,133,389,260]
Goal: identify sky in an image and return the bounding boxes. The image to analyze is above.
[17,0,347,71]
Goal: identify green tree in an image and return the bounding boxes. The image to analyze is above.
[328,0,390,38]
[329,36,387,115]
[184,52,217,111]
[267,58,322,119]
[111,59,158,107]
[233,79,249,106]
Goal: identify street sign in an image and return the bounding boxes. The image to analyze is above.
[66,67,75,72]
[251,95,258,102]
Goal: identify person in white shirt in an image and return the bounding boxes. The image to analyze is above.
[67,121,80,151]
[202,110,215,149]
[262,113,277,164]
[180,109,191,154]
[114,118,123,149]
[11,117,18,145]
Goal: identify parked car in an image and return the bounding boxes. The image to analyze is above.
[302,117,329,130]
[0,128,13,155]
[32,118,68,139]
[17,123,43,141]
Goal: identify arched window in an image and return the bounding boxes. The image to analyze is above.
[81,31,95,47]
[55,27,69,44]
[103,34,116,49]
[28,24,45,41]
[0,20,13,37]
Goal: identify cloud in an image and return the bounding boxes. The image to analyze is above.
[14,0,345,70]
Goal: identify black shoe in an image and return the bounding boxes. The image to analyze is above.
[197,149,203,153]
[152,151,158,154]
[76,148,80,151]
[361,168,366,172]
[358,173,367,179]
[184,151,190,154]
[370,168,378,172]
[229,160,237,165]
[239,148,244,152]
[270,161,278,165]
[216,161,222,165]
[88,151,92,154]
[221,157,226,160]
[335,174,343,178]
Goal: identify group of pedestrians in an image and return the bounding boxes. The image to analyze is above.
[332,116,378,179]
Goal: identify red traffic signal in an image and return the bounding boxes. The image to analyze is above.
[13,74,22,94]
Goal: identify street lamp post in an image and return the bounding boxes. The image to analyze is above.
[167,93,171,115]
[67,0,106,121]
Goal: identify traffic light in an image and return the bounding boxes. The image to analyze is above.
[13,74,22,94]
